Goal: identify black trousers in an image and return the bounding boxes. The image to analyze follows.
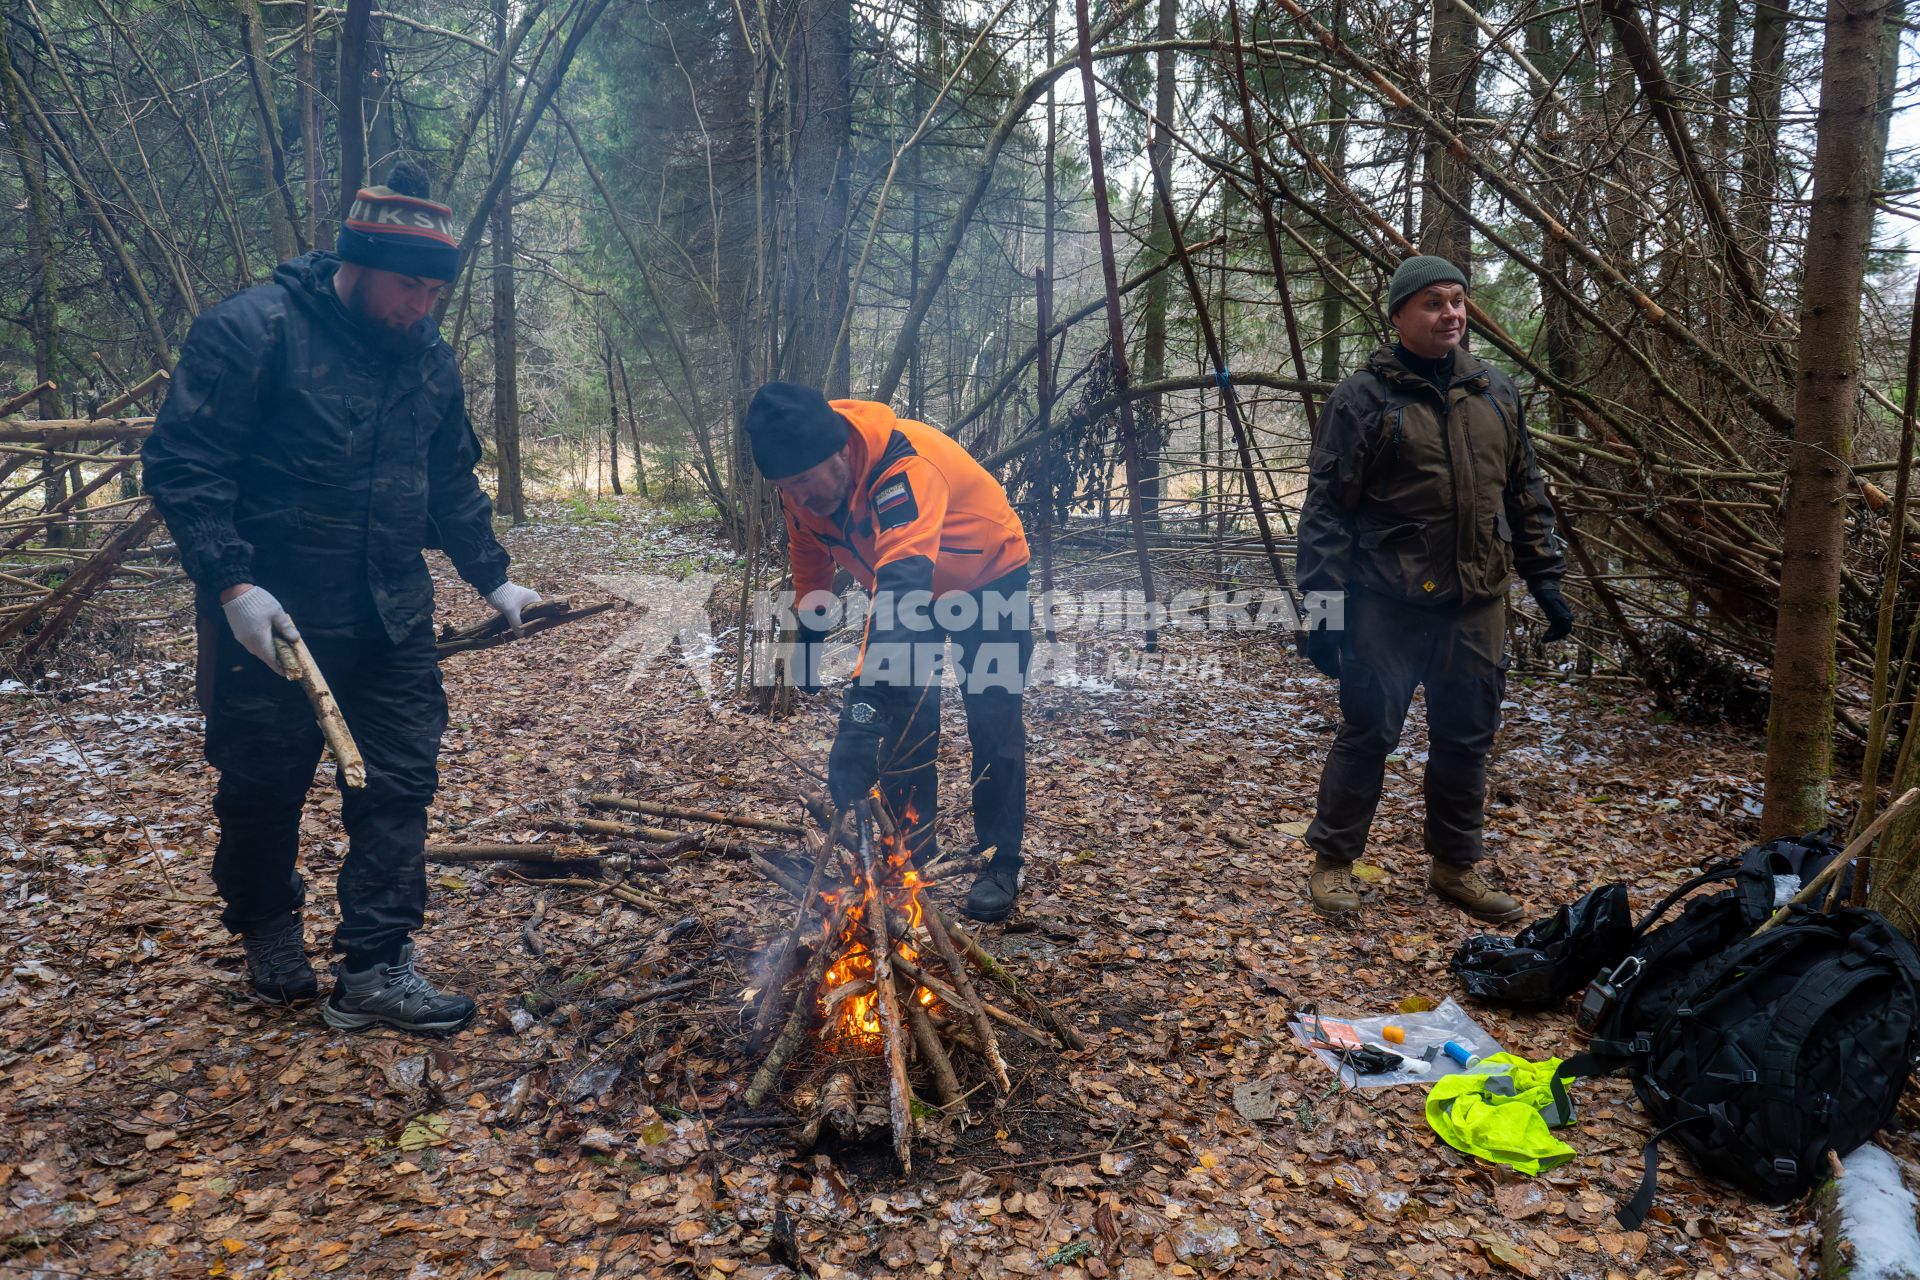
[202,616,446,966]
[882,565,1032,869]
[1306,589,1508,867]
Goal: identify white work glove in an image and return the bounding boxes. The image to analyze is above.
[485,581,542,634]
[222,586,297,676]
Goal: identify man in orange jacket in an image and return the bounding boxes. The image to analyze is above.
[746,382,1032,922]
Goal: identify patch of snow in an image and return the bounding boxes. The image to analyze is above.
[1834,1143,1920,1280]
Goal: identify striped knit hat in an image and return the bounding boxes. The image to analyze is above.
[336,160,460,281]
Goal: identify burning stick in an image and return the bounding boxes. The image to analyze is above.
[744,893,856,1110]
[858,810,916,1173]
[748,820,841,1052]
[889,952,1055,1048]
[924,906,1012,1091]
[902,972,961,1105]
[272,629,365,789]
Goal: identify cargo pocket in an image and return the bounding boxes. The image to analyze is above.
[1357,521,1425,601]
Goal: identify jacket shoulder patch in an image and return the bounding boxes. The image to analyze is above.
[871,475,919,530]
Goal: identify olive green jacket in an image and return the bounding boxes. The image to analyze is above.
[1297,345,1565,608]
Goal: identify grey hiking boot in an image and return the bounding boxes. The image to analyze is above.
[241,911,318,1004]
[1308,857,1363,917]
[1429,862,1524,924]
[322,943,476,1037]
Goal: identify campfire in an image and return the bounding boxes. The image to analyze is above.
[741,796,1082,1172]
[420,783,1080,1170]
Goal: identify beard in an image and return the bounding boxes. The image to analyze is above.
[338,279,426,357]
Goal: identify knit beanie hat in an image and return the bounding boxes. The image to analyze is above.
[745,382,850,480]
[1387,255,1470,317]
[336,160,460,282]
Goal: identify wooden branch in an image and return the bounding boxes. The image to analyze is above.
[0,418,154,446]
[586,794,805,836]
[1753,788,1920,935]
[889,952,1055,1048]
[750,829,837,1052]
[903,974,962,1106]
[1,506,161,654]
[860,822,915,1172]
[273,631,367,789]
[433,598,615,659]
[931,904,1087,1051]
[743,894,855,1109]
[924,905,1011,1092]
[0,383,54,417]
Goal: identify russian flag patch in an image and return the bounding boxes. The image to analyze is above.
[872,476,918,529]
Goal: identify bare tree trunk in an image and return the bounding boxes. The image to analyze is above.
[336,0,372,234]
[1737,1,1788,251]
[616,348,648,499]
[782,0,852,396]
[1319,0,1348,384]
[1138,0,1175,525]
[1420,0,1476,295]
[1761,0,1899,836]
[0,28,65,543]
[603,330,622,496]
[489,0,525,525]
[301,0,322,247]
[239,0,303,261]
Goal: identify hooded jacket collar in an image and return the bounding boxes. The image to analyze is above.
[1366,342,1492,395]
[274,250,440,363]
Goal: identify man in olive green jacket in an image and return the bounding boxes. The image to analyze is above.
[1296,255,1572,922]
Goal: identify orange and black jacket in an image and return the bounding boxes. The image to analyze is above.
[782,400,1028,697]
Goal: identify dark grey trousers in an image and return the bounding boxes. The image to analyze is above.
[1306,590,1508,866]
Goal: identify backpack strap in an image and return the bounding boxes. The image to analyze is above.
[1617,1115,1711,1230]
[1634,864,1740,938]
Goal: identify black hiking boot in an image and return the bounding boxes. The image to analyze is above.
[240,911,318,1004]
[322,943,476,1037]
[963,857,1023,923]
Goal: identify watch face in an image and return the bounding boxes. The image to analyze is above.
[850,701,876,725]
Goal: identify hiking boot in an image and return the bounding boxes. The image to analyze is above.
[963,858,1024,923]
[240,911,318,1004]
[1309,857,1363,917]
[1429,862,1524,924]
[322,943,476,1037]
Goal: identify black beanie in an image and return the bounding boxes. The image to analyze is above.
[336,160,461,282]
[745,382,850,480]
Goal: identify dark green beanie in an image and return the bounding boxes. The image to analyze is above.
[1387,255,1469,317]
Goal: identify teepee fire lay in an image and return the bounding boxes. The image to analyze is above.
[741,796,1083,1172]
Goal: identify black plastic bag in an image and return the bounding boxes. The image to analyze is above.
[1452,883,1634,1007]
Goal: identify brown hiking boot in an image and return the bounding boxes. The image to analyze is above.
[1429,862,1523,923]
[1309,856,1363,916]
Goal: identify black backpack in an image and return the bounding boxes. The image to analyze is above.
[1452,883,1634,1007]
[1566,907,1920,1227]
[1575,831,1847,1054]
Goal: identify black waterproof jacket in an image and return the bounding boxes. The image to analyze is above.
[143,252,509,642]
[1296,345,1565,609]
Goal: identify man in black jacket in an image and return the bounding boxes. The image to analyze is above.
[143,163,538,1034]
[1296,256,1572,923]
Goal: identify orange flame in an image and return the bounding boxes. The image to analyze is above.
[815,803,936,1044]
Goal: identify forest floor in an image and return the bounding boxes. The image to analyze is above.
[3,498,1914,1280]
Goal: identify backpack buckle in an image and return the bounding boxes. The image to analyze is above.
[1630,1036,1652,1056]
[1772,1157,1798,1178]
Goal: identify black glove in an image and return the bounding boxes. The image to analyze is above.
[1301,627,1342,680]
[828,693,885,811]
[793,623,827,695]
[1532,583,1575,644]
